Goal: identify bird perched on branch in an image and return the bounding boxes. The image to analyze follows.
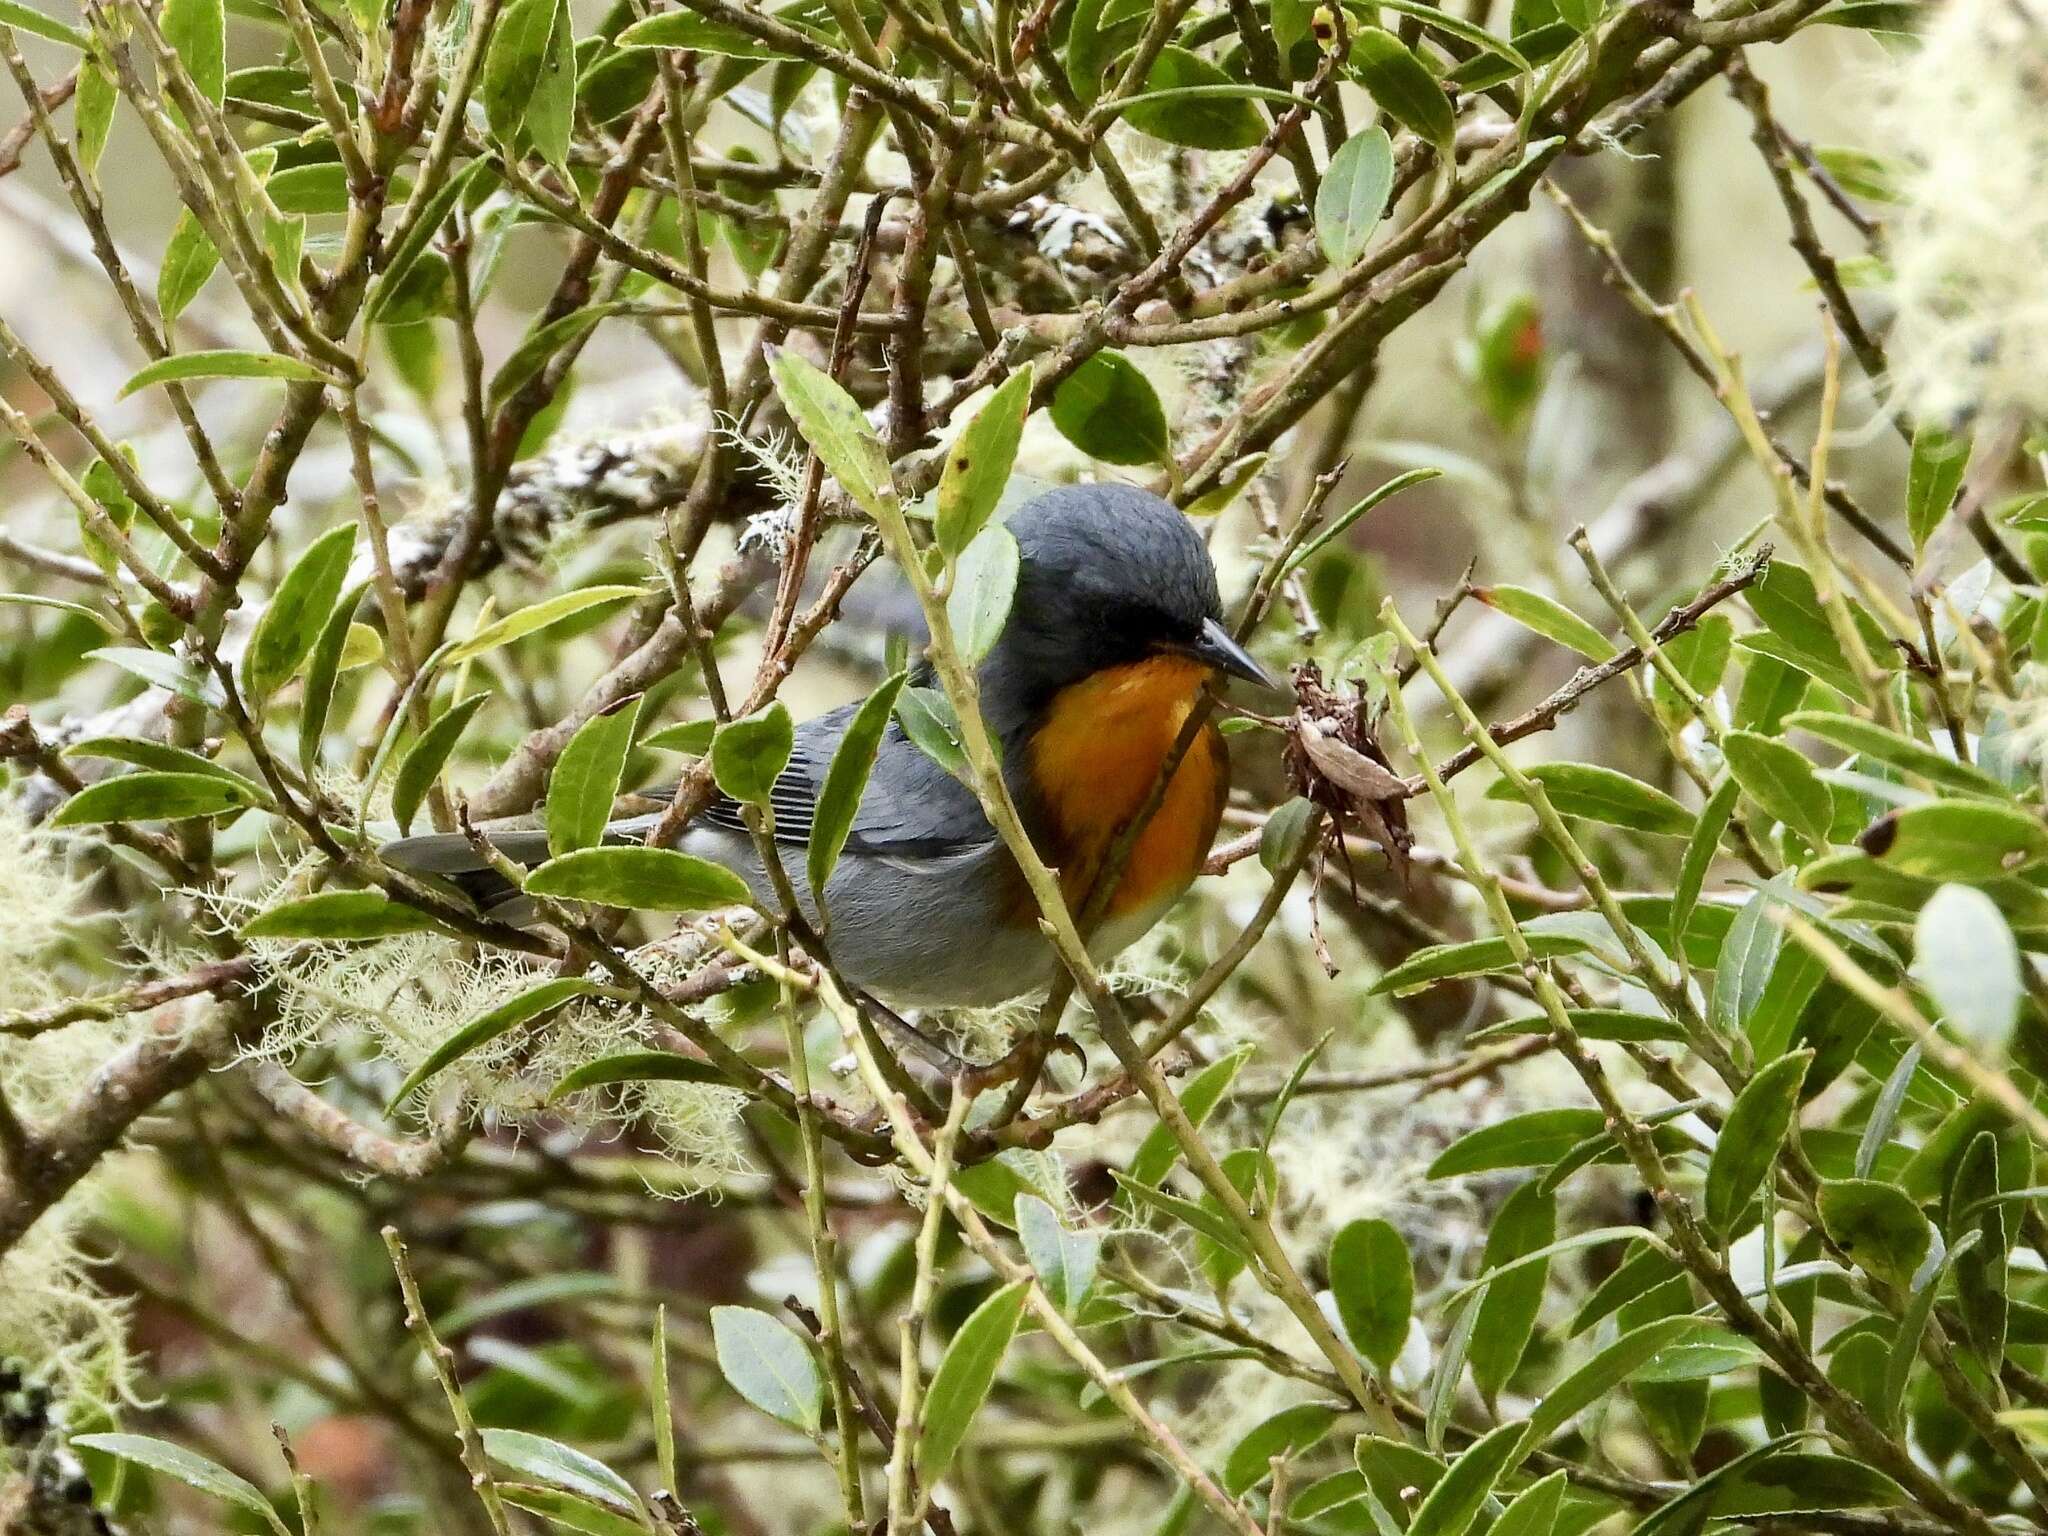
[385,484,1277,1006]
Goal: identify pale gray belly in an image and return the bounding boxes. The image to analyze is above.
[678,828,1187,1009]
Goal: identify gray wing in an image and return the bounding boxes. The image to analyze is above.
[664,699,995,858]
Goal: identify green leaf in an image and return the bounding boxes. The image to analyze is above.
[642,718,717,755]
[1712,1450,1907,1517]
[1472,583,1615,661]
[1725,729,1834,848]
[1049,350,1169,467]
[1350,27,1454,156]
[919,1280,1030,1482]
[1428,1108,1607,1178]
[482,0,557,146]
[390,693,489,836]
[1862,799,2048,880]
[1121,46,1267,150]
[51,770,261,826]
[1477,1008,1683,1045]
[946,524,1020,665]
[1527,1316,1711,1445]
[809,671,908,904]
[1743,560,1877,700]
[1818,1177,1930,1290]
[1704,1049,1811,1233]
[523,846,754,911]
[1913,883,2020,1056]
[1784,710,2004,795]
[937,368,1031,559]
[1406,1419,1530,1536]
[614,9,796,55]
[119,349,337,397]
[87,644,225,707]
[548,696,641,856]
[1223,1404,1340,1496]
[711,701,794,807]
[63,737,262,798]
[299,580,367,771]
[526,0,577,167]
[895,685,969,780]
[1486,762,1692,836]
[242,890,448,939]
[242,523,357,702]
[1372,931,1591,996]
[548,1050,732,1100]
[1674,774,1739,953]
[158,209,221,323]
[1064,0,1137,103]
[1470,1184,1554,1401]
[479,1429,639,1512]
[1128,1045,1253,1187]
[1281,468,1442,578]
[1259,796,1318,876]
[1329,1217,1412,1371]
[1906,425,1969,552]
[443,586,645,664]
[1630,1330,1764,1382]
[768,346,895,519]
[369,162,498,322]
[161,0,226,101]
[1015,1193,1100,1315]
[1427,1294,1478,1449]
[487,303,631,411]
[74,57,116,176]
[70,1433,272,1518]
[1316,127,1395,270]
[1882,1226,1975,1431]
[1113,1171,1258,1261]
[499,1484,646,1536]
[1650,615,1733,728]
[1626,1435,1802,1536]
[385,977,602,1111]
[1713,877,1786,1041]
[0,0,88,47]
[1490,1470,1566,1536]
[711,1305,823,1432]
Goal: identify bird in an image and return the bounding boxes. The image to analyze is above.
[384,483,1277,1008]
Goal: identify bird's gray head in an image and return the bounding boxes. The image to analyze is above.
[976,484,1273,727]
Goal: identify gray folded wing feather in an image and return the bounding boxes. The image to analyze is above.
[666,698,996,858]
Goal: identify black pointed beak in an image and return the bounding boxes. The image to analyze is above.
[1184,617,1280,691]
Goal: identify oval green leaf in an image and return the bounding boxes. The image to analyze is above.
[1049,350,1168,467]
[386,976,603,1111]
[391,693,490,836]
[711,1305,823,1432]
[523,846,753,911]
[242,889,449,939]
[711,701,794,808]
[919,1280,1031,1482]
[548,695,642,856]
[1704,1048,1812,1234]
[809,671,908,903]
[1316,127,1395,270]
[1328,1217,1412,1371]
[52,770,262,827]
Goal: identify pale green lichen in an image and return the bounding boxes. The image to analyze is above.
[1879,0,2048,426]
[0,807,140,1411]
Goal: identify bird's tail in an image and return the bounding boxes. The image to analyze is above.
[380,826,553,913]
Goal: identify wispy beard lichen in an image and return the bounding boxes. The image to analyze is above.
[1880,0,2048,426]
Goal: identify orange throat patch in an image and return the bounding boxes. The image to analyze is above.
[1025,654,1228,919]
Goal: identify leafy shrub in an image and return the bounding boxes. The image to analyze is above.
[5,0,2048,1533]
